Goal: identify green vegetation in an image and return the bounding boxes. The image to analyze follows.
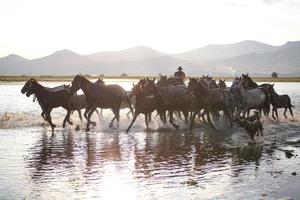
[271,72,278,78]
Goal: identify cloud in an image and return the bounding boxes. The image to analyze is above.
[261,0,283,4]
[226,2,248,7]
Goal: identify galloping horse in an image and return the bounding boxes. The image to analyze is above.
[23,79,73,131]
[126,79,158,132]
[21,79,70,120]
[230,77,266,117]
[269,84,294,120]
[187,78,233,130]
[143,78,189,129]
[69,75,133,131]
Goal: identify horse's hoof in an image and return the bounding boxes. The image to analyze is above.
[53,124,56,128]
[69,122,73,125]
[86,127,90,132]
[109,123,113,128]
[91,121,96,126]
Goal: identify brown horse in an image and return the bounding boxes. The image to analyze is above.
[187,78,233,129]
[143,78,189,129]
[24,79,72,131]
[69,75,133,131]
[126,79,158,132]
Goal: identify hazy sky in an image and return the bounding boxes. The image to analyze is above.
[0,0,299,58]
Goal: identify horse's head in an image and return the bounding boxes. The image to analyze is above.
[206,78,217,89]
[21,78,35,94]
[95,78,105,85]
[186,77,200,95]
[143,78,156,95]
[69,75,83,95]
[218,79,226,89]
[25,79,37,97]
[130,80,145,98]
[230,77,243,93]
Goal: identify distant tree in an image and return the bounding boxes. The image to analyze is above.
[120,73,128,77]
[271,72,278,78]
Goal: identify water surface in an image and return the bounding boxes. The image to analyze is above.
[0,81,299,200]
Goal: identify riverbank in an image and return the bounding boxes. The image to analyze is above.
[1,75,300,82]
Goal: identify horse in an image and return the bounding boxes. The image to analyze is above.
[23,79,73,131]
[69,94,101,122]
[187,77,233,130]
[269,84,294,120]
[241,73,274,116]
[217,79,227,89]
[142,78,189,129]
[157,75,185,87]
[21,79,70,122]
[69,75,133,131]
[126,79,158,132]
[95,78,134,118]
[230,77,266,118]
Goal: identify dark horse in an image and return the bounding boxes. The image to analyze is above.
[142,78,189,129]
[187,78,233,130]
[69,75,133,131]
[126,79,158,132]
[157,75,185,87]
[21,78,70,120]
[22,79,73,131]
[269,84,294,120]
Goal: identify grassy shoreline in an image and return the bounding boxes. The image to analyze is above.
[0,75,300,82]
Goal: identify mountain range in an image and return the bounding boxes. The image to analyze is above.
[1,40,300,76]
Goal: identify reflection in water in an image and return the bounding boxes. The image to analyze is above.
[23,128,272,199]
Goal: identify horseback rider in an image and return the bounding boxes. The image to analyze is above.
[174,66,185,80]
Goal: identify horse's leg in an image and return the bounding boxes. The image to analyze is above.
[183,110,189,124]
[272,108,276,120]
[41,111,47,121]
[201,110,208,124]
[169,111,179,129]
[283,107,288,119]
[45,109,56,131]
[63,109,72,128]
[126,112,139,132]
[145,114,149,129]
[206,111,216,129]
[247,109,250,118]
[85,107,96,126]
[115,106,121,128]
[288,106,294,118]
[189,110,199,130]
[86,106,96,132]
[78,110,83,122]
[225,108,233,128]
[275,108,279,120]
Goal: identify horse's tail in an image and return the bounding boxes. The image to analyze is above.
[125,95,134,116]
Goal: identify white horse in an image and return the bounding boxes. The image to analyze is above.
[230,77,266,117]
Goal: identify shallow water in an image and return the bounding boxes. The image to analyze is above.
[0,80,300,200]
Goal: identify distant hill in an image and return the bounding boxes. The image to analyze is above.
[176,40,277,63]
[208,42,300,75]
[86,46,165,62]
[0,40,300,76]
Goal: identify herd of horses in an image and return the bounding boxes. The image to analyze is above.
[21,73,294,141]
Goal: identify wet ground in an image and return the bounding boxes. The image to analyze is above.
[0,81,299,200]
